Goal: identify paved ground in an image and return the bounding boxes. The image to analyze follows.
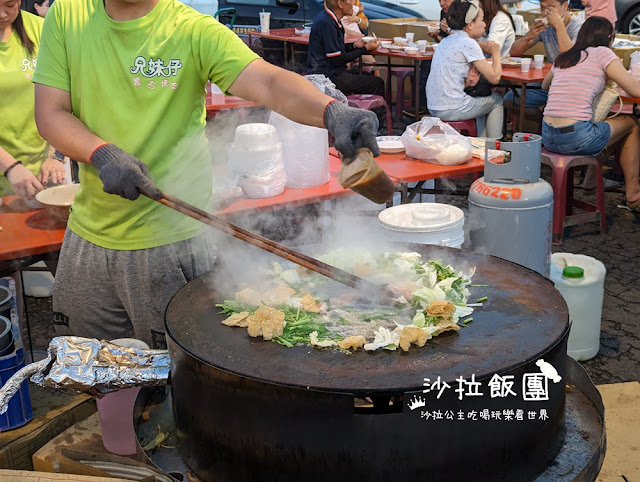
[18,113,640,386]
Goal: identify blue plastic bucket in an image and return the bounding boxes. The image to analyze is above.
[0,345,33,431]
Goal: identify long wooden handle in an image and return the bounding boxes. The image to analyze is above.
[151,193,390,295]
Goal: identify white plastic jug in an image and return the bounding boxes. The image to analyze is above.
[549,253,606,361]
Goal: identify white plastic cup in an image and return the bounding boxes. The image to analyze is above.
[533,54,544,69]
[405,32,414,43]
[259,11,270,33]
[96,338,149,456]
[417,40,427,53]
[520,58,531,73]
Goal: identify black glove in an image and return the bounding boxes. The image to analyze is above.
[323,101,380,162]
[90,144,162,201]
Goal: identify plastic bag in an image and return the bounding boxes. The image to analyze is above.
[400,117,472,165]
[304,74,348,103]
[618,51,640,96]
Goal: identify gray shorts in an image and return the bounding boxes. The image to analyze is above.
[52,230,217,348]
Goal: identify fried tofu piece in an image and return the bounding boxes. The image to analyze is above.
[221,311,250,327]
[266,285,295,305]
[434,318,460,336]
[337,335,366,350]
[247,315,264,338]
[354,263,375,278]
[296,266,313,278]
[399,326,431,352]
[247,305,285,340]
[426,300,456,319]
[235,288,262,307]
[301,294,323,313]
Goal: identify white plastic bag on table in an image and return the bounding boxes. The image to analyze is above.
[400,117,472,165]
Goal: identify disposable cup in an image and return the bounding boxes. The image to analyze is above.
[405,32,414,43]
[259,11,270,33]
[338,148,395,204]
[534,54,544,69]
[520,58,531,73]
[417,40,427,53]
[96,338,149,456]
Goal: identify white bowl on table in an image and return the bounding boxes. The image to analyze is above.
[362,36,376,42]
[404,46,419,55]
[380,40,392,48]
[35,183,80,222]
[393,37,408,46]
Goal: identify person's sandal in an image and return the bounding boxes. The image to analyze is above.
[620,198,640,213]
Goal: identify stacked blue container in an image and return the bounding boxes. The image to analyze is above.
[0,279,33,430]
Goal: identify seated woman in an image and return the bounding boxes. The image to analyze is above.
[426,0,504,139]
[477,0,515,58]
[0,0,65,201]
[541,16,640,211]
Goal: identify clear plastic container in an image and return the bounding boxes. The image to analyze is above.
[95,338,149,455]
[550,253,606,361]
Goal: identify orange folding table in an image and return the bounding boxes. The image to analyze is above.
[500,63,552,132]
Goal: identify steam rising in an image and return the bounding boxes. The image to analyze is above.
[155,107,484,301]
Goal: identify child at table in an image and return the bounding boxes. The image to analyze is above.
[426,0,504,139]
[541,16,640,211]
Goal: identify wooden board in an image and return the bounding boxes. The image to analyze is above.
[596,381,640,481]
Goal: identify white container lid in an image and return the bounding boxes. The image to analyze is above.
[378,203,464,233]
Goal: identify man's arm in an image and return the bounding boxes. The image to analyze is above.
[34,84,105,165]
[228,59,380,158]
[546,11,573,54]
[510,21,547,57]
[229,59,330,127]
[35,84,161,200]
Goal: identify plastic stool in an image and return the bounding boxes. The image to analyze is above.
[540,148,607,245]
[442,119,477,137]
[387,67,415,120]
[346,94,393,135]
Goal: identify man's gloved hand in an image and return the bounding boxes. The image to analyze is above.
[90,144,162,201]
[323,101,380,162]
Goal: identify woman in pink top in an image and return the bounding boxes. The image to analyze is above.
[541,16,640,211]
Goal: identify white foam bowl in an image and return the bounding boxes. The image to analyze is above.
[35,183,80,221]
[393,37,408,45]
[404,47,419,55]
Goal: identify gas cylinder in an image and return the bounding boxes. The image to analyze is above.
[468,133,553,276]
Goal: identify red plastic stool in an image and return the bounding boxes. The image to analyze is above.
[346,94,393,135]
[442,119,477,137]
[387,67,415,120]
[540,148,607,245]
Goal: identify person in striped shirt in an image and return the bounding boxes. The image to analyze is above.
[541,16,640,211]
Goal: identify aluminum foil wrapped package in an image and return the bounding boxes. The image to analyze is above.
[0,336,170,414]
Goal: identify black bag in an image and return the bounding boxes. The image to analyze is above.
[464,75,493,97]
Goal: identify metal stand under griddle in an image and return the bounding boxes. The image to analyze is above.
[135,357,605,482]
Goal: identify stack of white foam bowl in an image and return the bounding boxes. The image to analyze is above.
[378,203,465,248]
[227,123,287,198]
[268,111,330,188]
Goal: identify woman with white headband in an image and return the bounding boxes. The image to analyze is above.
[426,0,504,139]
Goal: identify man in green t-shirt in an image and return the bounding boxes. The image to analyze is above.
[33,0,379,348]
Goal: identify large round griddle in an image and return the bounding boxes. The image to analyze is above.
[166,244,569,395]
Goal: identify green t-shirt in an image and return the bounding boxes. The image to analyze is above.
[0,12,47,197]
[33,0,259,250]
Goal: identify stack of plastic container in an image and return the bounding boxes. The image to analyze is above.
[227,123,287,199]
